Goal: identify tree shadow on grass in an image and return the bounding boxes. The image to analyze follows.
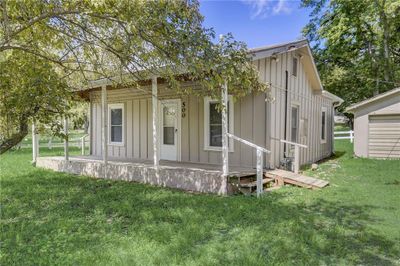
[1,170,399,265]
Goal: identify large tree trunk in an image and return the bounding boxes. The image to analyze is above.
[0,122,29,155]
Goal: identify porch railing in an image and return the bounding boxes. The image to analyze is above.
[227,133,271,197]
[280,139,308,174]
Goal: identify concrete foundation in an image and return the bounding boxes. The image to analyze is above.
[36,156,232,195]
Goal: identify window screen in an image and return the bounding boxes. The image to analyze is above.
[321,110,326,141]
[110,108,123,143]
[209,103,222,147]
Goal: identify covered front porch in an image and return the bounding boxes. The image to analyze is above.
[36,155,256,195]
[33,77,271,196]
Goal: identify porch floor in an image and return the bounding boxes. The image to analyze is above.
[70,155,257,176]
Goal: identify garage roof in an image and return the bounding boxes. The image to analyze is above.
[346,87,400,113]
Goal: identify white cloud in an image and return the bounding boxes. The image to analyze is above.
[242,0,293,19]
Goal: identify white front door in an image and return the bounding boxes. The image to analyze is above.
[160,99,181,161]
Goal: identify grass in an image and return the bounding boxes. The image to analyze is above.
[334,124,351,131]
[1,141,399,265]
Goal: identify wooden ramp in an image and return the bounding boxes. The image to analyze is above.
[265,169,329,189]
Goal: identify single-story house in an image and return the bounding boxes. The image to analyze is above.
[346,87,400,159]
[36,39,343,194]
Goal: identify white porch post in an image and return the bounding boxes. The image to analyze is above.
[64,117,69,161]
[32,123,39,163]
[152,76,159,168]
[221,81,229,177]
[101,85,108,164]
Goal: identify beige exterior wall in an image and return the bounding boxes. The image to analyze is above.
[89,50,336,168]
[90,86,267,168]
[353,93,400,158]
[253,50,335,167]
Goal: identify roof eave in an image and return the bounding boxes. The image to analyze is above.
[346,87,400,113]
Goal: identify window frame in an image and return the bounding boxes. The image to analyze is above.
[321,106,327,144]
[290,103,300,143]
[204,96,234,152]
[108,103,125,146]
[292,56,298,77]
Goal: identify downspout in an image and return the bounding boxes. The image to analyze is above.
[283,70,289,158]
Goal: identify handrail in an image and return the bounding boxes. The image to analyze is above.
[227,133,271,154]
[280,139,307,174]
[227,133,270,197]
[280,139,308,148]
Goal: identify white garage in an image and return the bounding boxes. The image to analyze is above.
[347,88,400,159]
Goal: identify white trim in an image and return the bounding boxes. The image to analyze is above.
[204,96,234,152]
[108,103,125,146]
[158,99,182,161]
[290,103,300,143]
[321,106,327,144]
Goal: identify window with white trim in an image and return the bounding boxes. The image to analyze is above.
[321,106,327,143]
[204,97,234,151]
[291,105,299,143]
[108,103,124,145]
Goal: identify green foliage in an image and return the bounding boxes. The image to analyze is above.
[0,0,267,152]
[302,0,400,112]
[0,51,72,152]
[1,141,400,265]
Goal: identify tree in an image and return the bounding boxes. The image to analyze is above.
[302,0,400,112]
[0,51,72,153]
[0,0,267,154]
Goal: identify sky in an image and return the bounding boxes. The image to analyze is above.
[199,0,312,49]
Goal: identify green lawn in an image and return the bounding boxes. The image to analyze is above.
[1,142,399,265]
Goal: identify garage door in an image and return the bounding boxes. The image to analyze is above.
[368,115,400,158]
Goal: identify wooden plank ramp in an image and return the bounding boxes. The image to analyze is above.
[265,169,329,189]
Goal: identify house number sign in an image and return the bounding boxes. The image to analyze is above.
[181,101,186,118]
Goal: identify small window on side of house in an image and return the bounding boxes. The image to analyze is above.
[321,107,327,143]
[292,57,298,77]
[291,105,299,143]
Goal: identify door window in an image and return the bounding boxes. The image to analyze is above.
[163,105,176,145]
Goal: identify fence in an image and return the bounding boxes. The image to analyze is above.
[19,135,90,155]
[334,130,354,143]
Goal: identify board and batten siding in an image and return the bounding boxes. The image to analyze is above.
[252,50,334,168]
[89,50,335,169]
[89,86,267,168]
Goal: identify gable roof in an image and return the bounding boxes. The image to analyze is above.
[346,87,400,112]
[249,39,323,92]
[249,39,309,58]
[81,39,324,95]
